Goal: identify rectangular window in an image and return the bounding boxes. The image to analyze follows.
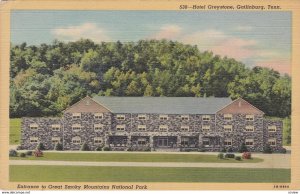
[224,139,232,146]
[94,124,103,131]
[268,125,277,132]
[116,114,125,120]
[202,115,211,121]
[137,138,147,145]
[51,137,61,144]
[246,114,254,121]
[72,124,81,131]
[72,113,81,119]
[138,114,147,120]
[181,125,189,131]
[202,125,210,132]
[159,125,168,131]
[94,137,102,144]
[181,115,189,121]
[94,113,103,119]
[245,139,254,146]
[268,138,276,146]
[72,136,81,144]
[51,124,60,131]
[245,125,254,132]
[181,137,189,146]
[138,125,146,131]
[224,114,233,121]
[223,125,232,132]
[203,138,210,146]
[30,123,38,130]
[30,137,38,143]
[159,115,168,120]
[116,125,125,131]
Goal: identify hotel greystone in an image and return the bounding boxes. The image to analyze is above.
[21,96,283,152]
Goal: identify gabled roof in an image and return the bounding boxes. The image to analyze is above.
[64,96,111,113]
[217,98,264,115]
[92,96,232,114]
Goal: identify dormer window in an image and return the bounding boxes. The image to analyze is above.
[72,113,81,119]
[202,115,211,121]
[94,113,103,119]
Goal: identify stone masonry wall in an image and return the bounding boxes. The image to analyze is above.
[21,117,62,150]
[263,119,283,152]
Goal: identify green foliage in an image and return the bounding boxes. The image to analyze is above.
[224,153,235,158]
[217,153,224,159]
[95,146,103,151]
[54,143,63,151]
[9,149,18,157]
[36,143,45,150]
[10,39,291,118]
[26,151,33,156]
[235,156,242,161]
[283,117,291,145]
[20,153,26,157]
[80,142,90,151]
[263,144,273,154]
[103,147,111,151]
[239,143,248,153]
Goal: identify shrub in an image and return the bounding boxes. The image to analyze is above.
[242,152,252,159]
[198,148,206,152]
[80,142,90,151]
[220,147,226,153]
[34,149,43,157]
[227,147,233,153]
[26,151,33,156]
[224,153,235,158]
[217,153,224,159]
[9,149,18,157]
[54,143,63,151]
[263,144,273,154]
[143,147,151,152]
[36,143,45,150]
[103,147,111,151]
[239,143,248,153]
[127,147,132,151]
[279,148,287,154]
[95,146,103,151]
[235,156,242,161]
[16,145,22,150]
[20,153,26,157]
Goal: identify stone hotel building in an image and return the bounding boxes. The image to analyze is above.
[21,96,283,152]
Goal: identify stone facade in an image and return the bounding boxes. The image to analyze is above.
[20,97,284,152]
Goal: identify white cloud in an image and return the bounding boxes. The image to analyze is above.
[52,23,110,42]
[149,25,182,40]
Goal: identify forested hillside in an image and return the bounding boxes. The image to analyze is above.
[10,39,291,118]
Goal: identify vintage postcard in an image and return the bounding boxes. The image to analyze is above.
[0,0,299,191]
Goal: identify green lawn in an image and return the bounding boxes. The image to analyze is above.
[10,152,263,163]
[9,165,290,182]
[10,118,21,145]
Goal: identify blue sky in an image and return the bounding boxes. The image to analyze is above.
[11,11,291,74]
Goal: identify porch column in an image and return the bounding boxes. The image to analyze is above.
[177,136,181,148]
[104,134,110,147]
[127,135,131,148]
[149,136,154,147]
[199,134,203,148]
